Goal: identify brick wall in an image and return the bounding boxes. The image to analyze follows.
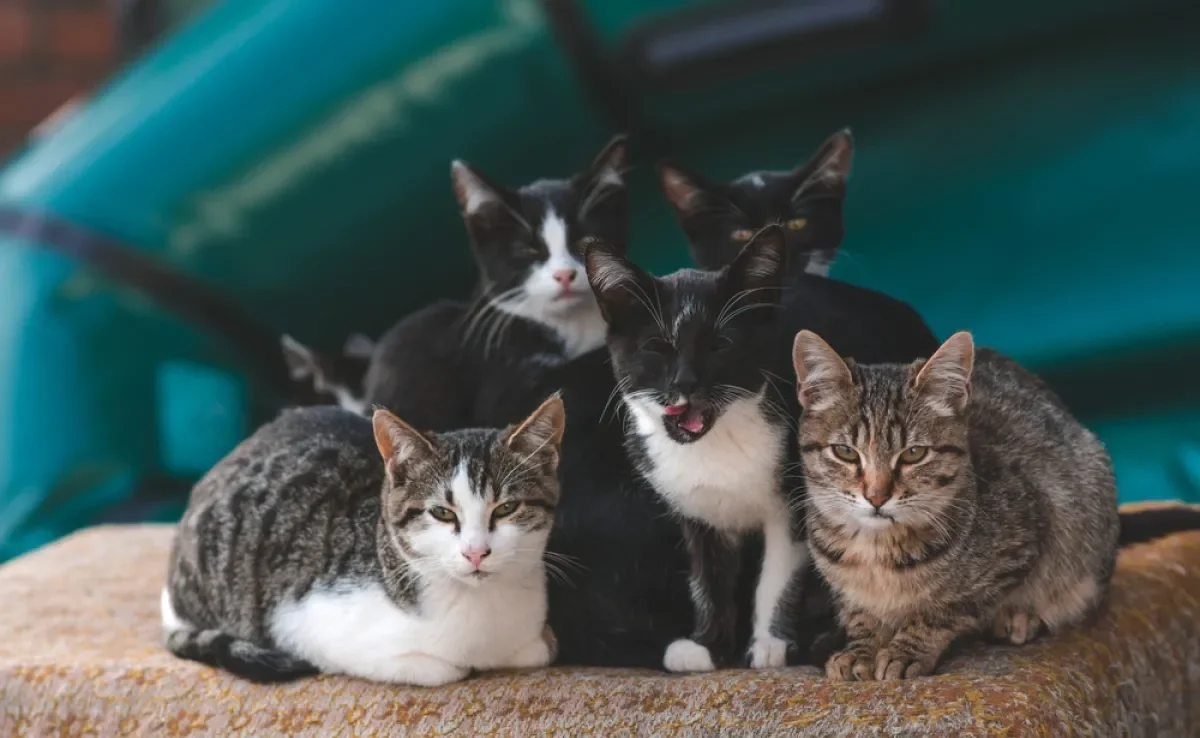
[0,0,117,155]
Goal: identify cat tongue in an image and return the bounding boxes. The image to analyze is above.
[680,408,707,434]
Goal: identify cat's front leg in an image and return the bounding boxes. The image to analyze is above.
[747,517,808,668]
[664,520,740,673]
[825,608,888,681]
[506,626,557,670]
[872,607,982,680]
[356,653,469,687]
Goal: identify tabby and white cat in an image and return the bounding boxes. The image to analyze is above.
[163,397,566,685]
[587,225,808,672]
[792,330,1120,680]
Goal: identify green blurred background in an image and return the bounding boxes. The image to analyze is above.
[0,0,1198,560]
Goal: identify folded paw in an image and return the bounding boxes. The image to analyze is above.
[873,648,937,680]
[991,608,1043,646]
[663,638,716,673]
[825,648,875,681]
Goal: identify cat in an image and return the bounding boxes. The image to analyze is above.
[659,129,853,278]
[659,129,941,365]
[792,329,1120,680]
[363,135,628,429]
[281,333,374,413]
[586,225,810,671]
[163,397,566,685]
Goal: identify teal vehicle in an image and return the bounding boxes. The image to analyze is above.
[1,0,1198,559]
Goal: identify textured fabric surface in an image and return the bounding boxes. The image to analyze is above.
[2,518,1200,736]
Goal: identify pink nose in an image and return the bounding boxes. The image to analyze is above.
[552,269,577,288]
[462,548,491,569]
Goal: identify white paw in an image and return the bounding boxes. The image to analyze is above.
[749,635,789,669]
[663,638,716,673]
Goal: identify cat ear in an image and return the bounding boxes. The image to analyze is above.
[724,224,786,305]
[373,409,436,484]
[793,128,854,200]
[504,394,567,474]
[578,135,629,227]
[450,160,509,217]
[792,330,853,412]
[659,162,719,220]
[584,237,656,326]
[912,331,975,415]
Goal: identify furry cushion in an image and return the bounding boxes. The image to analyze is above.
[2,515,1199,736]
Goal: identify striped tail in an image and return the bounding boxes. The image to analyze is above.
[166,628,318,683]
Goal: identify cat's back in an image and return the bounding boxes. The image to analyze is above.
[364,299,471,430]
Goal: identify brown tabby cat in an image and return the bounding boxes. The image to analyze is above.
[792,330,1119,680]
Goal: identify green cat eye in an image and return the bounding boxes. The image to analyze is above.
[427,506,457,523]
[492,501,521,519]
[899,446,929,464]
[831,445,859,463]
[731,228,755,241]
[785,217,808,231]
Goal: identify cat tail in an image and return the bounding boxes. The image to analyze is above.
[166,628,319,683]
[1118,505,1200,546]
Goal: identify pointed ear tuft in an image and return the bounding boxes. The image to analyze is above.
[451,160,503,216]
[792,330,853,412]
[591,134,628,179]
[912,331,975,415]
[725,225,786,302]
[504,394,567,474]
[584,238,652,325]
[794,129,854,197]
[372,409,436,484]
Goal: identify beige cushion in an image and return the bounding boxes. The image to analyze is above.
[2,515,1199,735]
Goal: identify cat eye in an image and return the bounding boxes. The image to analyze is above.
[898,446,929,464]
[427,506,457,523]
[640,336,674,355]
[785,217,808,231]
[831,445,859,463]
[491,501,521,519]
[731,229,755,242]
[710,335,733,353]
[514,243,543,259]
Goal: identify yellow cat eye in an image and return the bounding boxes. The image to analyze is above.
[898,446,929,464]
[785,217,808,231]
[831,445,859,463]
[427,506,457,523]
[731,229,755,241]
[492,501,521,519]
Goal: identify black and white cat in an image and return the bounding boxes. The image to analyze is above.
[363,135,628,428]
[281,333,374,413]
[586,225,808,671]
[660,130,852,278]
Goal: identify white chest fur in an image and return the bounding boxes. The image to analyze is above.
[270,573,547,682]
[628,395,788,532]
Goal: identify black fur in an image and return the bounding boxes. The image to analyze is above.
[166,629,319,683]
[1118,507,1200,545]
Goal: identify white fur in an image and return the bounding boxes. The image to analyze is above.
[626,394,787,532]
[160,587,189,636]
[663,638,715,673]
[627,392,807,669]
[494,208,607,358]
[804,253,832,277]
[269,577,549,685]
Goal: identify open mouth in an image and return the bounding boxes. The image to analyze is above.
[663,402,715,441]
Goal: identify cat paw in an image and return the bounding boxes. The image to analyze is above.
[663,638,716,673]
[748,635,790,669]
[507,633,554,670]
[873,648,936,680]
[991,609,1043,646]
[825,649,875,681]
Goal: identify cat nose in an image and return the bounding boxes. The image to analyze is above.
[552,269,577,287]
[672,365,698,395]
[462,547,491,568]
[864,487,892,510]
